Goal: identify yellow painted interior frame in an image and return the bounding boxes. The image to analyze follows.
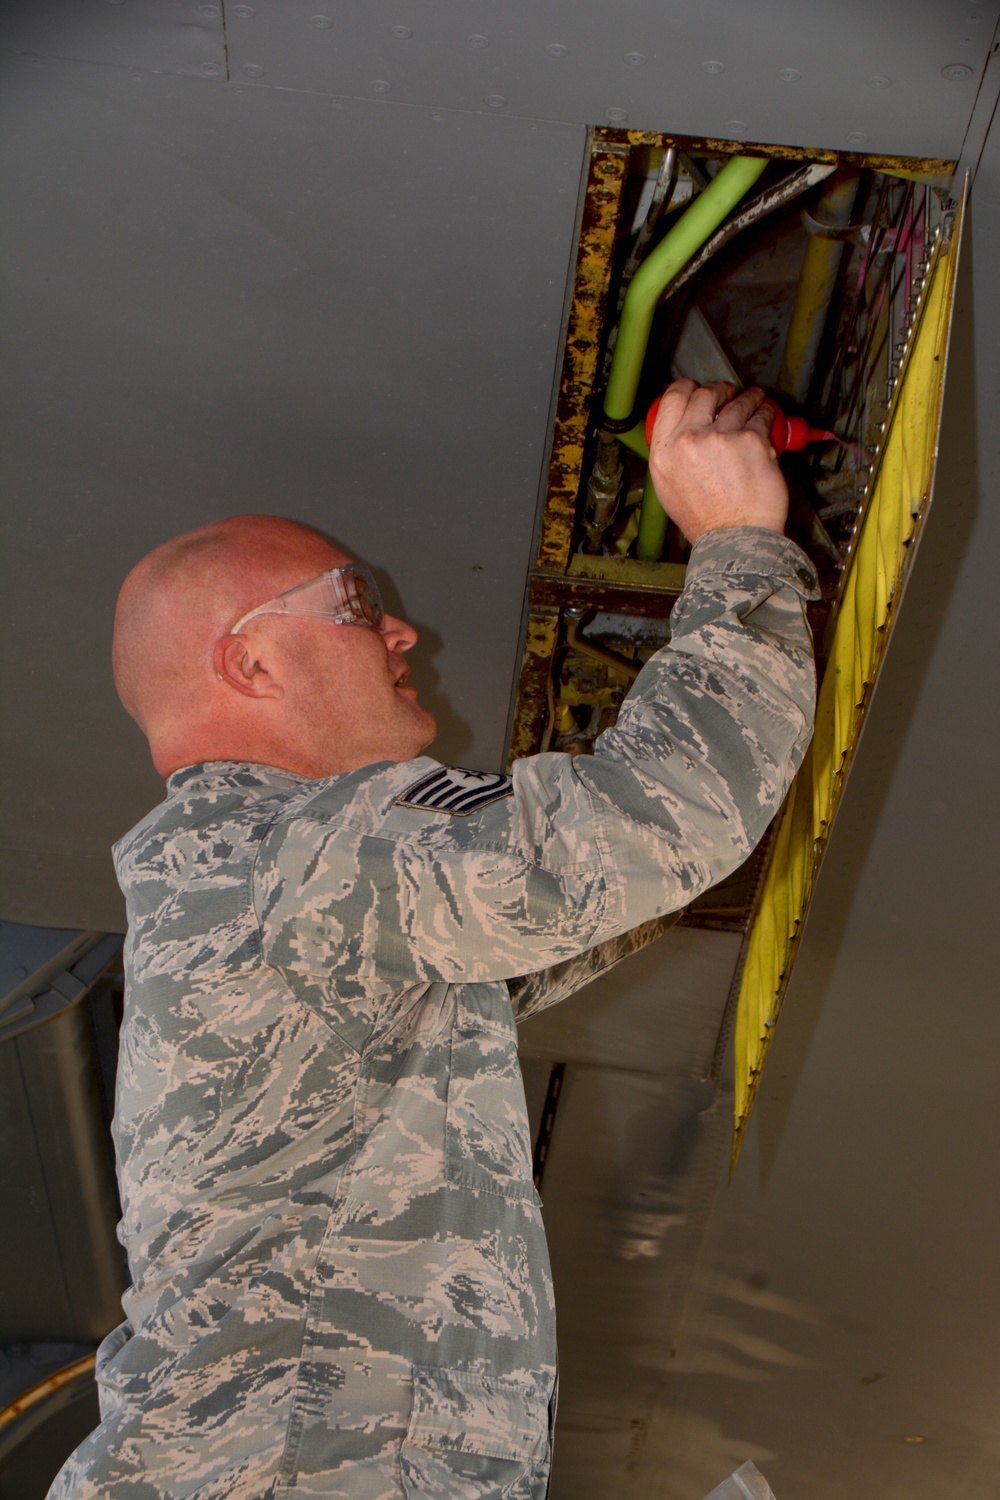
[732,181,967,1163]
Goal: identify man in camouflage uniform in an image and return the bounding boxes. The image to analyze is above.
[49,382,818,1498]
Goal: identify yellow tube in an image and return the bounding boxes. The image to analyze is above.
[778,172,861,406]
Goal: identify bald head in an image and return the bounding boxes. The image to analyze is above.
[113,514,343,728]
[112,514,434,779]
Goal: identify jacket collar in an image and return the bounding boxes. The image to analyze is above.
[166,761,312,795]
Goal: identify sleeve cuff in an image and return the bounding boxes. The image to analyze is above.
[684,527,821,601]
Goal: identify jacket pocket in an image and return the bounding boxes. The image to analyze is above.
[445,987,540,1203]
[401,1365,550,1499]
[94,1319,147,1421]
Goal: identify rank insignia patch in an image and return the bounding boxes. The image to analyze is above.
[395,766,514,816]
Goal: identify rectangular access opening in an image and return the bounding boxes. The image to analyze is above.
[508,129,959,933]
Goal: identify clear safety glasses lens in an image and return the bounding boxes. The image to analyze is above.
[231,563,384,632]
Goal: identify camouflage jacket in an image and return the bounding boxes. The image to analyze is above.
[50,528,818,1500]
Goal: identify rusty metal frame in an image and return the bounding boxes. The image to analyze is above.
[509,131,690,766]
[602,125,955,182]
[534,134,629,578]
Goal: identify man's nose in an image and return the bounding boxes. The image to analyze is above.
[380,613,418,652]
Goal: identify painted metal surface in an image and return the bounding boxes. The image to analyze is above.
[215,1,992,159]
[0,50,584,928]
[733,181,967,1159]
[0,0,226,77]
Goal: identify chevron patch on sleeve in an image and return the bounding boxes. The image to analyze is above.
[394,765,514,816]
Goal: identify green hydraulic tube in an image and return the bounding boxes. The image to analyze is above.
[603,155,767,423]
[635,467,666,562]
[600,154,768,559]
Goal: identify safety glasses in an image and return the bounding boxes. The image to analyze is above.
[230,563,384,634]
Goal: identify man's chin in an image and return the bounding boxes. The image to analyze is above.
[410,705,438,756]
[383,696,437,763]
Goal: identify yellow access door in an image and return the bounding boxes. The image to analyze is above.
[733,178,969,1161]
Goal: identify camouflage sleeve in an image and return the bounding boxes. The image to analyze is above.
[564,525,818,933]
[507,913,681,1021]
[257,527,817,990]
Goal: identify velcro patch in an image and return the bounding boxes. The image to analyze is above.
[395,765,514,816]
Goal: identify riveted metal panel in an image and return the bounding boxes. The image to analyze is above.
[220,0,997,159]
[0,0,225,79]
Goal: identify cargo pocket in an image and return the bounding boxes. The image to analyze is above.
[400,1366,551,1500]
[93,1320,144,1421]
[446,987,540,1204]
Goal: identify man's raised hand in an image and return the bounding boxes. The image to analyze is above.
[646,380,789,544]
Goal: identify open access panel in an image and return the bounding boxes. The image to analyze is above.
[506,129,966,1159]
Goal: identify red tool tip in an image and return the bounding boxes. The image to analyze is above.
[643,394,839,455]
[762,406,838,454]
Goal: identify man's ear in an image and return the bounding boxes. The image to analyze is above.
[214,635,285,699]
